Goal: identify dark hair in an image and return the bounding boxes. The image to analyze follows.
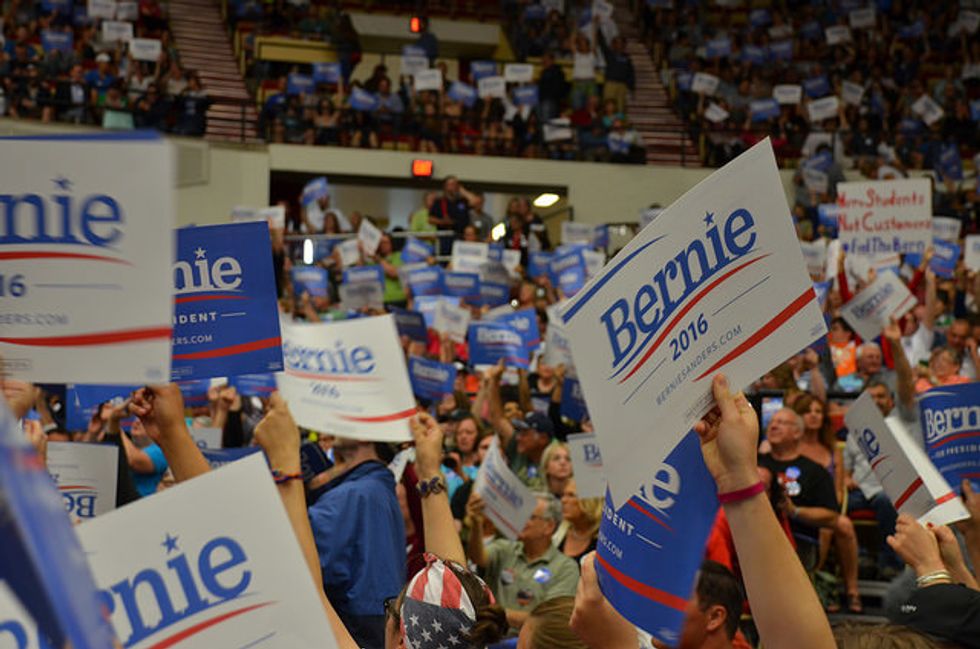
[526,596,587,649]
[791,393,834,452]
[865,379,894,398]
[447,563,507,648]
[696,560,743,640]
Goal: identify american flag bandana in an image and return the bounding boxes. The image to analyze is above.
[400,554,495,649]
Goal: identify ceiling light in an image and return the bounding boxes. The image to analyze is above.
[533,193,560,208]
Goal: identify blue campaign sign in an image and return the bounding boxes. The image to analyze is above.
[705,37,731,58]
[770,39,793,60]
[748,7,771,26]
[448,81,477,107]
[344,264,384,286]
[595,431,719,645]
[287,73,314,95]
[350,86,380,112]
[66,384,137,430]
[919,383,980,492]
[550,248,587,297]
[292,265,329,298]
[409,356,458,400]
[177,379,210,408]
[817,203,839,233]
[407,266,445,296]
[40,29,73,53]
[468,321,529,369]
[301,176,329,205]
[477,281,511,307]
[803,75,830,98]
[444,271,481,300]
[898,19,924,39]
[41,0,73,10]
[906,238,961,279]
[414,295,458,329]
[560,377,588,422]
[173,222,284,380]
[528,251,553,279]
[594,225,610,249]
[470,60,497,82]
[229,372,277,397]
[492,307,541,349]
[742,44,768,65]
[936,143,964,181]
[513,85,539,106]
[390,306,429,342]
[750,98,780,122]
[200,446,264,470]
[814,280,832,307]
[402,237,434,263]
[0,402,118,649]
[312,62,341,84]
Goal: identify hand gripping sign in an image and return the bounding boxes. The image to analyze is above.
[845,391,969,526]
[0,132,173,384]
[595,431,719,645]
[76,454,339,649]
[919,383,980,493]
[172,222,283,380]
[560,139,826,506]
[277,315,415,442]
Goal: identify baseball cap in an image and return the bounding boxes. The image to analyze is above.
[890,583,980,649]
[513,412,554,437]
[96,52,111,63]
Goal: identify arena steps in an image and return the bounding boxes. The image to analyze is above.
[169,0,259,143]
[610,0,699,166]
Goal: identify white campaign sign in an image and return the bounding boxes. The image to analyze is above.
[451,240,489,274]
[277,316,414,441]
[825,25,852,44]
[912,95,944,126]
[478,76,506,99]
[566,432,607,499]
[258,206,286,229]
[844,392,968,526]
[841,81,865,106]
[932,216,961,242]
[691,72,719,96]
[504,63,534,83]
[474,437,536,540]
[772,84,802,105]
[807,95,839,122]
[433,301,471,342]
[849,7,875,29]
[561,221,594,245]
[189,426,222,450]
[413,69,443,92]
[836,178,931,255]
[401,55,429,76]
[101,20,133,43]
[129,38,162,62]
[357,219,382,256]
[339,281,384,311]
[559,139,826,506]
[543,302,576,376]
[46,442,118,523]
[840,271,917,342]
[88,0,116,19]
[965,235,980,272]
[704,103,729,123]
[0,135,174,383]
[76,454,340,649]
[115,1,138,20]
[337,238,361,267]
[799,240,827,278]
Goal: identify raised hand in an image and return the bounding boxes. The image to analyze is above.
[887,514,945,577]
[253,393,301,474]
[410,411,443,479]
[693,374,760,494]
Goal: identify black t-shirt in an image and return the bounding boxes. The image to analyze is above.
[429,195,470,236]
[758,453,837,541]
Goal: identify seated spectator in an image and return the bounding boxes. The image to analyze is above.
[915,346,971,393]
[607,118,644,164]
[134,82,170,130]
[517,596,587,649]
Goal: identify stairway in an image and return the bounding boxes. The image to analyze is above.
[167,0,261,143]
[610,0,699,166]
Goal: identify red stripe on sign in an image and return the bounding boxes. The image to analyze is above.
[894,477,924,510]
[934,492,957,505]
[143,601,275,649]
[595,553,687,612]
[618,254,769,384]
[174,294,247,304]
[0,250,130,265]
[285,369,381,382]
[337,408,417,423]
[627,499,673,532]
[0,326,172,347]
[695,287,817,382]
[929,431,980,450]
[871,455,890,470]
[172,337,281,360]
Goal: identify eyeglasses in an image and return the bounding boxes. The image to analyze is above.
[383,596,400,621]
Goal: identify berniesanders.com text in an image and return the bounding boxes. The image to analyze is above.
[656,324,742,406]
[173,333,214,346]
[0,312,69,326]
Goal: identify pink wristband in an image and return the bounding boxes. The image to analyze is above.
[717,481,765,505]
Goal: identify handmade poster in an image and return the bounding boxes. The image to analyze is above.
[46,441,118,522]
[559,139,825,506]
[835,178,931,255]
[473,437,536,540]
[277,316,414,441]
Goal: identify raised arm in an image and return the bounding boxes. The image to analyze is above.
[694,374,835,649]
[464,491,488,569]
[253,393,359,649]
[411,411,466,564]
[883,318,915,411]
[485,360,515,447]
[129,385,210,482]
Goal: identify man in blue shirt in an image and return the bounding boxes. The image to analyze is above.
[308,438,406,649]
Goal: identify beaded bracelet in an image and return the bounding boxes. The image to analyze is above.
[271,469,303,484]
[417,476,446,498]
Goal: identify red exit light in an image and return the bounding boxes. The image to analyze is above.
[409,16,422,33]
[412,159,433,177]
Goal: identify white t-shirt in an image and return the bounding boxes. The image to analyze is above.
[901,324,935,367]
[305,201,349,232]
[573,51,596,80]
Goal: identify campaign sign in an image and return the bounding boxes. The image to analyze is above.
[933,217,962,242]
[477,75,506,99]
[46,441,118,523]
[491,307,541,349]
[414,68,443,92]
[477,281,511,308]
[401,237,433,264]
[336,238,361,267]
[312,62,341,84]
[470,60,497,82]
[301,176,329,206]
[343,264,383,286]
[401,54,429,76]
[277,316,415,441]
[800,240,827,278]
[0,402,118,649]
[560,377,588,422]
[41,29,73,53]
[919,383,980,493]
[75,454,340,649]
[340,281,384,311]
[550,248,588,297]
[906,238,960,279]
[595,431,719,644]
[189,426,222,450]
[513,85,539,107]
[504,63,534,83]
[769,39,793,61]
[803,76,830,98]
[818,203,840,233]
[468,321,529,369]
[559,139,826,506]
[172,222,283,380]
[691,72,719,96]
[965,235,980,272]
[528,251,553,279]
[452,240,489,274]
[408,356,457,401]
[414,295,459,329]
[566,432,606,499]
[807,96,840,122]
[846,392,968,526]
[447,81,477,107]
[390,306,428,342]
[433,300,471,342]
[66,383,136,430]
[562,221,595,246]
[406,265,445,297]
[473,437,536,540]
[287,73,314,96]
[350,86,379,112]
[200,446,263,470]
[101,20,133,43]
[229,372,276,397]
[705,37,731,58]
[291,266,328,299]
[0,132,173,383]
[357,219,383,256]
[443,271,481,301]
[542,309,576,376]
[116,1,137,21]
[177,379,210,408]
[836,178,931,255]
[750,98,780,122]
[772,84,802,105]
[840,270,917,342]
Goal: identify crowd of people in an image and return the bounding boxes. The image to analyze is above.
[0,0,210,134]
[8,163,980,647]
[240,2,646,163]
